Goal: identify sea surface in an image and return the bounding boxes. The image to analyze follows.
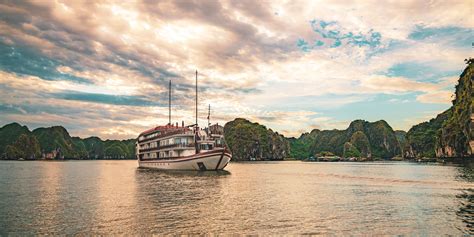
[0,160,473,235]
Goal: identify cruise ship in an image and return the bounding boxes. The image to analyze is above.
[136,71,232,170]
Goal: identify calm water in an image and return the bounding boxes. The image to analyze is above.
[0,160,473,235]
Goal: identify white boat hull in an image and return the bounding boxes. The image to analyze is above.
[138,149,231,171]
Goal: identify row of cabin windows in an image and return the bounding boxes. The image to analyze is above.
[143,151,177,159]
[141,140,220,151]
[160,137,192,146]
[142,142,223,159]
[159,139,172,146]
[140,141,158,149]
[141,136,225,152]
[143,152,157,159]
[140,137,193,149]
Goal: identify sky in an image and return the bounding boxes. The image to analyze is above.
[0,0,472,139]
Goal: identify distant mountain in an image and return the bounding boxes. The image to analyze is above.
[289,119,402,159]
[0,123,136,160]
[0,123,30,155]
[224,118,289,161]
[405,60,473,158]
[403,109,451,158]
[32,126,79,158]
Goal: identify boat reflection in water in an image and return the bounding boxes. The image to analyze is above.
[133,166,232,234]
[137,168,231,177]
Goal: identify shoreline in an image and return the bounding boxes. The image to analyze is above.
[1,158,472,165]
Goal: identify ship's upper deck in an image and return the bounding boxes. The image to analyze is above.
[138,124,193,143]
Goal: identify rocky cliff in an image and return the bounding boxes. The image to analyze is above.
[223,118,290,161]
[404,110,451,158]
[436,60,473,157]
[405,60,473,158]
[32,126,81,158]
[290,119,402,159]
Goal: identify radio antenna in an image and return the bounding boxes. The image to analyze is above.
[168,80,171,125]
[195,70,198,126]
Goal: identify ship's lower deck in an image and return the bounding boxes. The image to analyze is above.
[138,149,231,171]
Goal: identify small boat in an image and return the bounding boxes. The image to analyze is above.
[317,156,341,162]
[136,71,232,170]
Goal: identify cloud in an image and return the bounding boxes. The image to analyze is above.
[298,19,384,53]
[416,91,454,104]
[408,25,472,47]
[383,61,461,83]
[360,75,439,93]
[0,42,91,83]
[52,91,161,107]
[0,0,471,138]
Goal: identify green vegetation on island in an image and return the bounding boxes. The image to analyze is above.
[223,118,290,161]
[0,123,135,160]
[436,60,473,157]
[403,110,451,158]
[4,134,41,160]
[405,59,473,159]
[288,119,402,160]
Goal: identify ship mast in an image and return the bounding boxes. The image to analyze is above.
[208,104,210,127]
[195,70,198,126]
[195,70,199,153]
[168,80,171,125]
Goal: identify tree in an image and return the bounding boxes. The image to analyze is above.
[4,134,41,160]
[5,145,20,160]
[14,134,41,159]
[350,131,371,158]
[105,145,125,159]
[343,142,361,158]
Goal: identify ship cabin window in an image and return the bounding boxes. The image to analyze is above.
[160,140,170,146]
[175,137,188,145]
[200,143,213,150]
[159,151,171,158]
[215,138,224,146]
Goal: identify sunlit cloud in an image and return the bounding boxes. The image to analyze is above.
[0,0,471,138]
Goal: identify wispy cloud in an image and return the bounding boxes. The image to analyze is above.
[0,0,471,138]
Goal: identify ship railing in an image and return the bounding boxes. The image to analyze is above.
[139,130,194,142]
[139,143,195,153]
[159,143,195,149]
